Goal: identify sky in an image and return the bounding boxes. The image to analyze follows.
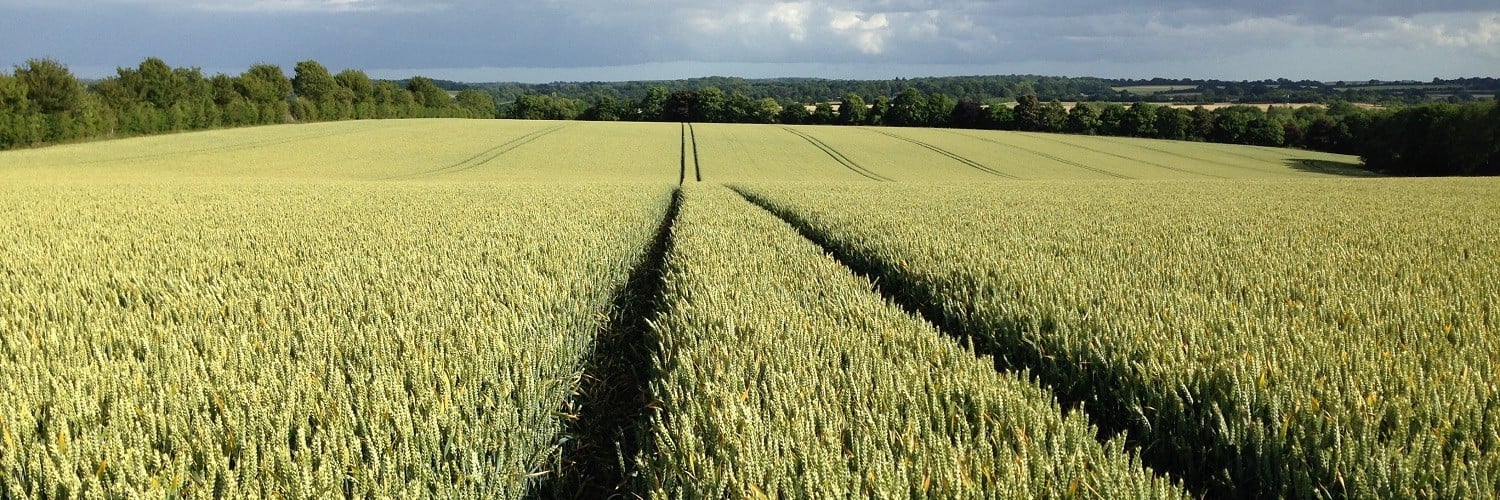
[1,0,1496,83]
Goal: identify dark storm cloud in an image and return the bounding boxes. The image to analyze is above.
[1,0,1494,80]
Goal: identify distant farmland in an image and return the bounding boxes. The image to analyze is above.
[1,119,1496,498]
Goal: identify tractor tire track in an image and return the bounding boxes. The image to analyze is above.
[864,128,1023,180]
[679,123,687,185]
[943,130,1133,179]
[77,125,366,166]
[687,122,702,182]
[781,127,891,182]
[1016,132,1227,179]
[390,124,567,180]
[1089,136,1280,174]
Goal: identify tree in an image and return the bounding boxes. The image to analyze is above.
[1154,107,1191,140]
[1013,94,1043,131]
[1066,103,1101,134]
[777,100,810,124]
[407,77,450,108]
[887,88,927,126]
[1210,106,1260,144]
[637,86,669,121]
[0,72,31,148]
[455,89,496,118]
[753,98,781,124]
[582,95,622,121]
[948,99,984,128]
[1040,99,1068,132]
[925,93,957,127]
[838,93,867,125]
[292,60,339,104]
[237,64,291,105]
[1122,102,1157,137]
[119,57,185,110]
[724,92,757,123]
[0,72,27,113]
[334,69,374,104]
[985,104,1014,130]
[1095,103,1128,136]
[1187,106,1214,140]
[867,95,890,125]
[14,58,81,114]
[509,94,583,120]
[694,86,725,122]
[665,90,696,121]
[236,64,291,123]
[810,102,836,125]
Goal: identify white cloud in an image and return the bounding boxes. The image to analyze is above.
[767,2,810,41]
[828,9,890,54]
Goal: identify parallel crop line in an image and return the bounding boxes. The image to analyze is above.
[1087,136,1278,175]
[688,123,702,182]
[943,130,1133,179]
[77,126,365,165]
[1017,132,1228,179]
[864,128,1022,179]
[780,127,891,182]
[391,124,567,180]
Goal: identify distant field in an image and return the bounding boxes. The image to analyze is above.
[3,119,1496,497]
[0,119,1362,183]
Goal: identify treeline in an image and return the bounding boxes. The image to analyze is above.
[487,75,1116,107]
[485,75,1499,109]
[507,86,1497,176]
[0,58,498,149]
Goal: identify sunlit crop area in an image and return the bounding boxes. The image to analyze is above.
[3,119,1493,497]
[736,179,1500,496]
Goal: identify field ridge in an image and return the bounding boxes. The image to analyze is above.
[389,124,569,180]
[942,130,1134,179]
[1015,132,1229,178]
[863,128,1022,179]
[780,126,892,181]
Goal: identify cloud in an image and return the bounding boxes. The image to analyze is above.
[828,9,890,54]
[1,0,1495,80]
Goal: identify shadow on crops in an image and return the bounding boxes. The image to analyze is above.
[529,188,681,499]
[1287,158,1382,177]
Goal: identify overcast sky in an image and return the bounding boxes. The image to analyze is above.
[2,0,1496,83]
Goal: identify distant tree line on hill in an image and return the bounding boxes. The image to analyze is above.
[0,58,495,149]
[1,58,1494,176]
[483,75,1500,108]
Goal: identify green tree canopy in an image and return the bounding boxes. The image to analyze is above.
[887,88,927,126]
[455,88,496,118]
[334,70,374,104]
[292,60,339,103]
[116,57,187,110]
[407,77,450,108]
[15,58,81,114]
[837,93,867,125]
[637,86,669,121]
[237,64,292,105]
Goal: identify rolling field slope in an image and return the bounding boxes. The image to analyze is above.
[6,119,1493,497]
[0,119,1362,183]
